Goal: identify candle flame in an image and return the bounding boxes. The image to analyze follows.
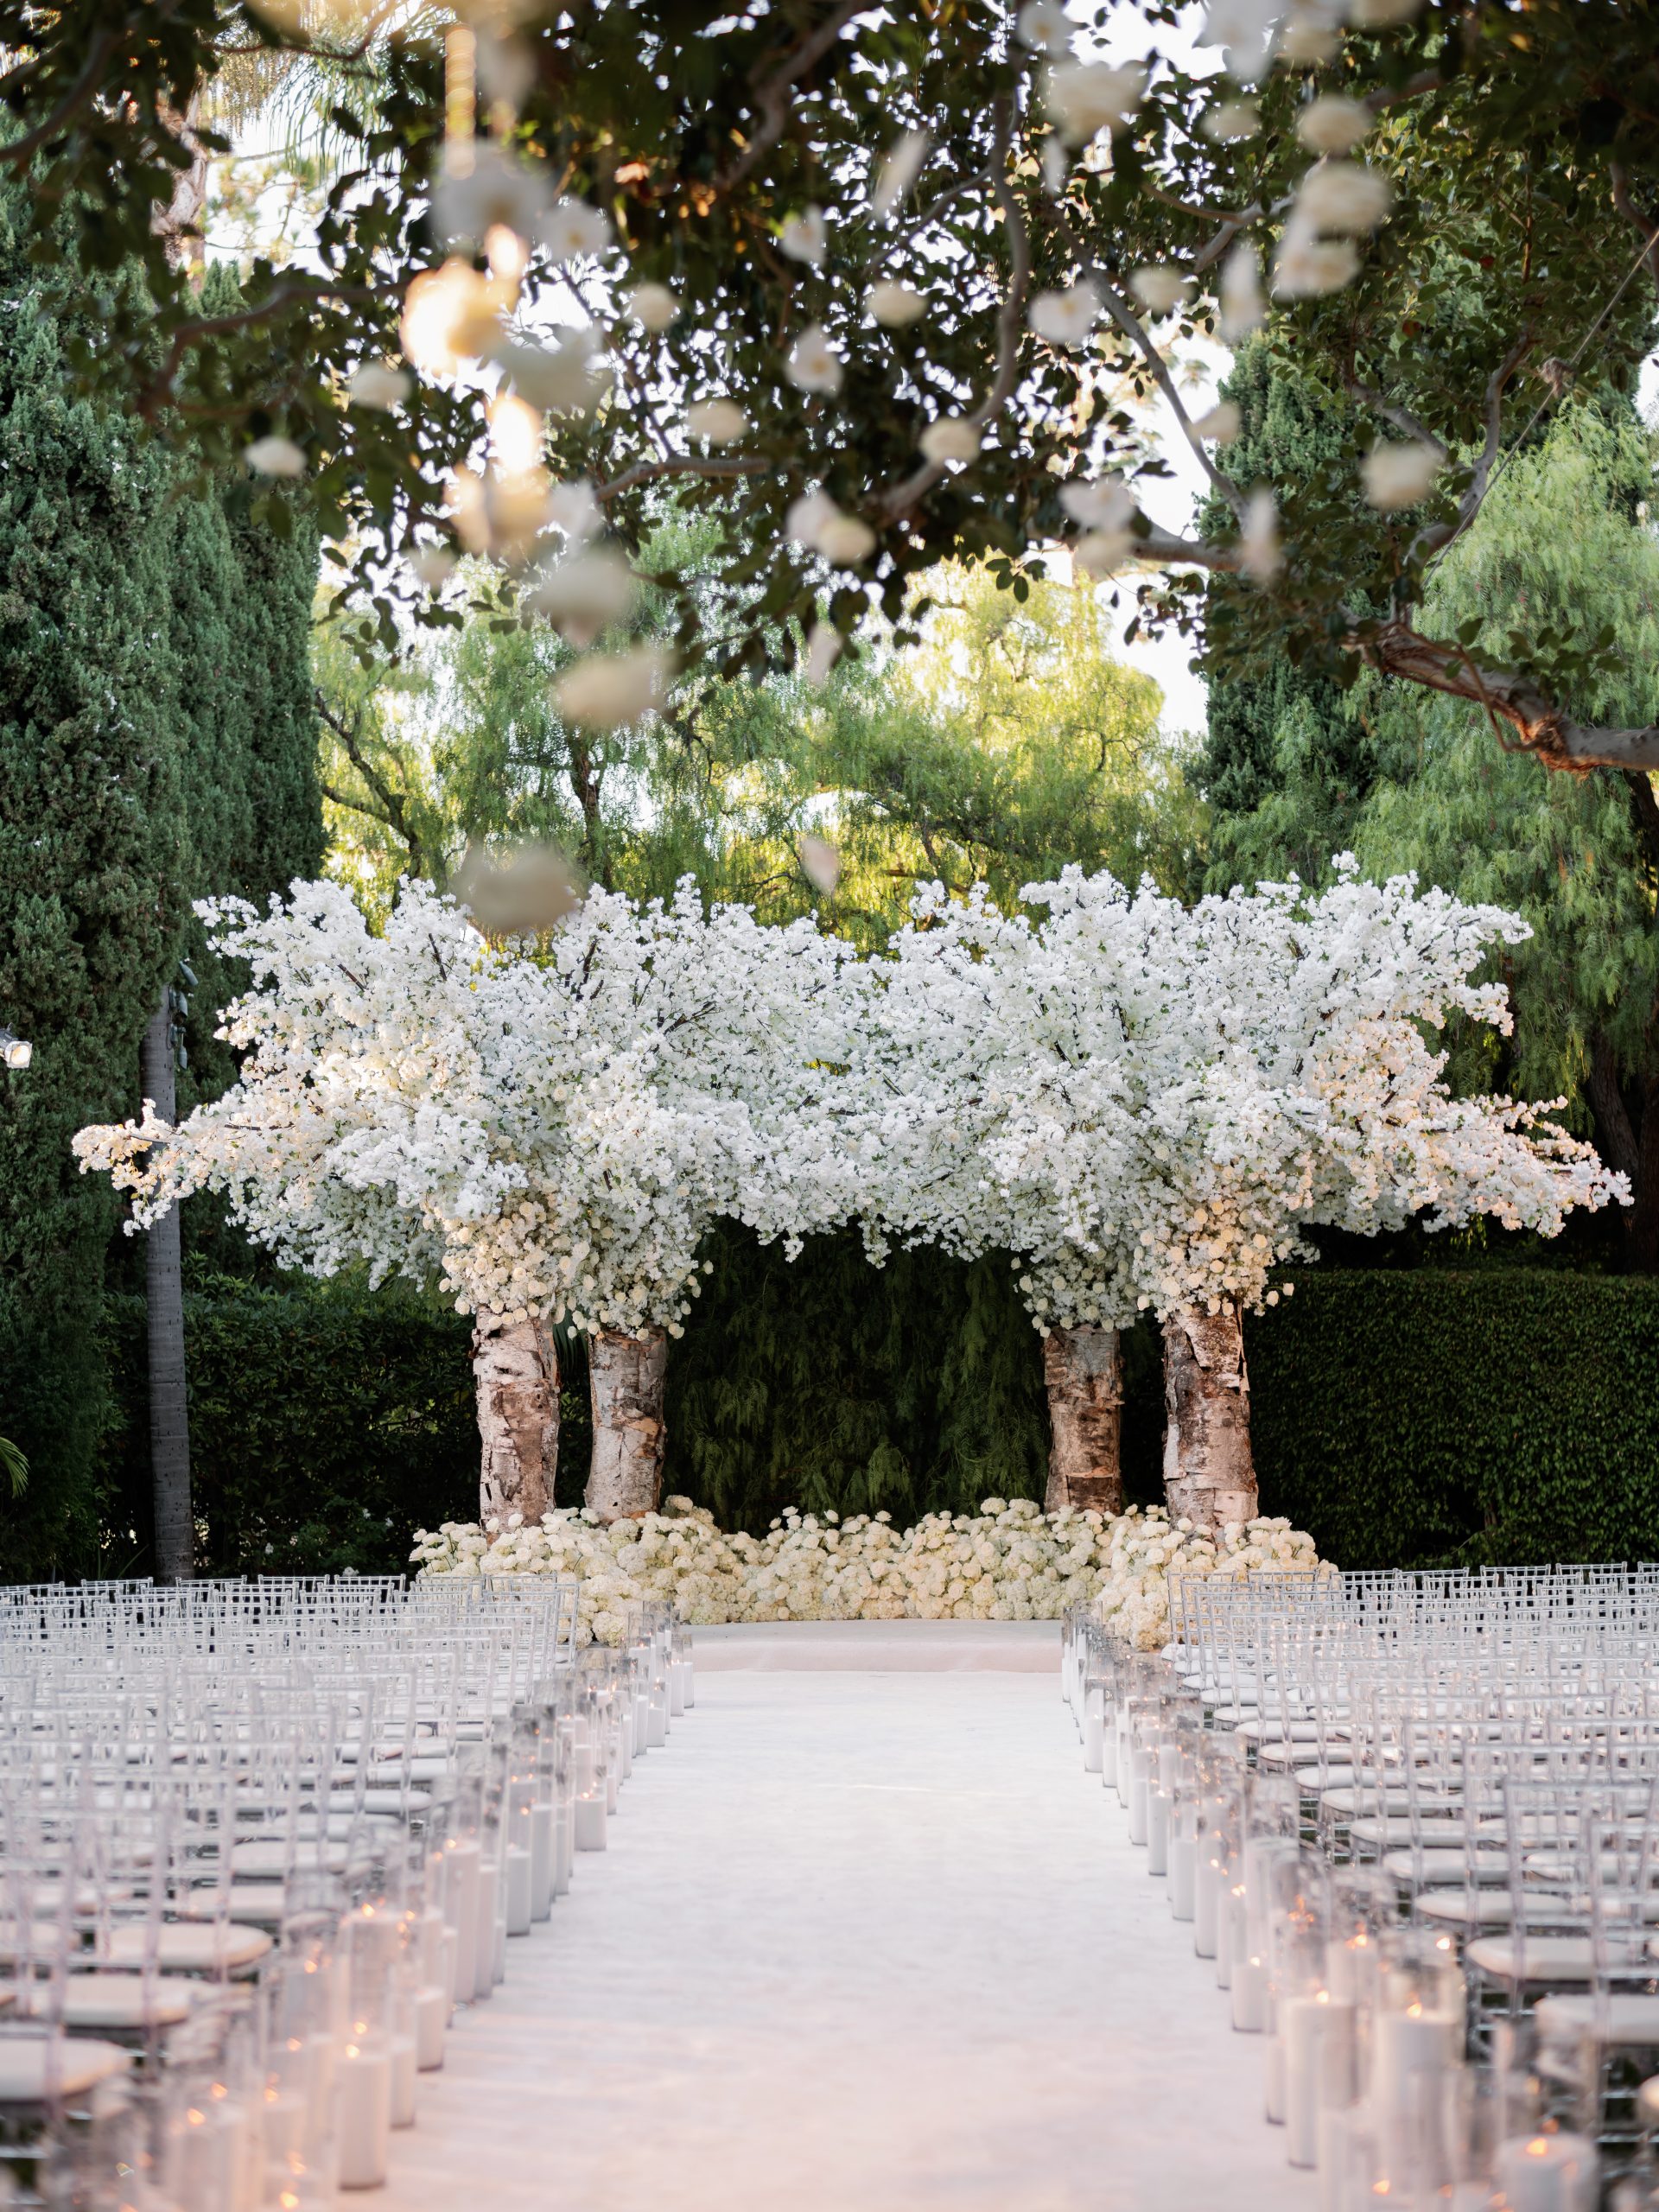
[1406,2001,1422,2017]
[1527,2139,1549,2158]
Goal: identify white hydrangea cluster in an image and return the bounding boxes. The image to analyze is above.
[409,1497,1319,1649]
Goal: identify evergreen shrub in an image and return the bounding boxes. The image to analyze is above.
[77,1255,1659,1579]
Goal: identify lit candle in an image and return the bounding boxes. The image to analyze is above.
[336,2037,392,2191]
[1193,1852,1220,1957]
[1100,1707,1118,1789]
[1493,2132,1598,2212]
[415,1981,448,2071]
[1231,1952,1269,2033]
[505,1842,532,1936]
[1371,2001,1459,2118]
[471,1856,499,1998]
[1282,1990,1357,2167]
[530,1798,556,1917]
[1084,1690,1104,1772]
[1147,1788,1169,1876]
[575,1791,607,1850]
[390,2030,417,2128]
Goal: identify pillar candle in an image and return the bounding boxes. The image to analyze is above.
[1264,2032,1287,2124]
[1193,1854,1219,1957]
[556,1797,575,1893]
[1101,1712,1118,1789]
[1231,1953,1269,2033]
[1371,2003,1459,2119]
[575,1794,607,1851]
[505,1843,532,1936]
[1282,1992,1357,2167]
[336,2040,392,2190]
[390,2031,417,2127]
[1084,1693,1104,1773]
[1493,2133,1598,2212]
[445,1839,480,2004]
[670,1661,687,1716]
[415,1982,448,2070]
[1169,1832,1197,1921]
[530,1799,556,1919]
[1147,1789,1169,1876]
[471,1859,498,1999]
[1128,1769,1149,1846]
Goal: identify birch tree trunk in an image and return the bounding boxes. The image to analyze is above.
[586,1326,668,1522]
[474,1312,560,1525]
[1161,1305,1258,1535]
[1042,1325,1124,1516]
[142,995,194,1583]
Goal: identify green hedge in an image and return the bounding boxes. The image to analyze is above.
[1245,1268,1659,1567]
[54,1255,1659,1580]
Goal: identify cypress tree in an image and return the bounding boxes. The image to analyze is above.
[0,213,321,1576]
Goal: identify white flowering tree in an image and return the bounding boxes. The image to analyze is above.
[848,884,1141,1517]
[992,862,1627,1532]
[73,876,855,1526]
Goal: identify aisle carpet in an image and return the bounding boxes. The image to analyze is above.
[361,1627,1314,2212]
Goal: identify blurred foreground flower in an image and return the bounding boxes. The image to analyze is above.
[555,645,674,729]
[452,841,586,937]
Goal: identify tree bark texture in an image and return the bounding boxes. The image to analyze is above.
[474,1312,560,1526]
[1042,1325,1124,1516]
[585,1326,668,1522]
[1161,1306,1258,1536]
[142,996,194,1583]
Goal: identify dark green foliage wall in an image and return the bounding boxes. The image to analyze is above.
[98,1278,478,1578]
[661,1223,1050,1529]
[74,1249,1659,1581]
[1244,1269,1659,1568]
[0,216,321,1578]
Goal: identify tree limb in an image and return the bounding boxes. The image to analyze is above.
[1611,162,1659,309]
[874,99,1030,525]
[1342,374,1448,456]
[594,454,770,500]
[316,690,431,876]
[1408,332,1532,567]
[715,0,866,192]
[0,20,141,168]
[1356,620,1659,771]
[137,278,377,421]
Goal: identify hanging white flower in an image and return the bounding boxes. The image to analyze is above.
[1200,0,1277,81]
[347,361,411,411]
[867,281,927,328]
[786,489,875,566]
[400,260,503,377]
[1361,442,1443,511]
[1202,99,1259,143]
[918,416,982,465]
[799,836,841,893]
[1129,265,1192,316]
[1240,486,1281,581]
[1218,243,1265,341]
[871,130,929,221]
[1074,529,1135,578]
[1278,3,1342,60]
[686,397,749,444]
[1296,95,1372,154]
[245,435,306,479]
[1192,402,1241,443]
[785,325,845,395]
[1294,161,1393,233]
[1045,61,1145,143]
[800,620,842,689]
[1272,219,1360,299]
[555,645,673,730]
[1028,279,1103,346]
[491,329,610,416]
[405,545,456,593]
[541,198,613,264]
[626,282,677,332]
[1059,477,1135,531]
[546,478,602,545]
[431,144,552,250]
[528,550,636,645]
[1016,0,1071,56]
[779,207,828,266]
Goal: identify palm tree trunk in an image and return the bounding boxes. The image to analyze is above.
[474,1312,560,1524]
[142,996,194,1582]
[1161,1305,1257,1536]
[1042,1325,1124,1515]
[585,1327,667,1521]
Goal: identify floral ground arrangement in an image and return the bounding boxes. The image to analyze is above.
[410,1498,1319,1649]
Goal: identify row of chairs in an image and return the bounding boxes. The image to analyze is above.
[1066,1565,1659,2209]
[0,1574,693,2209]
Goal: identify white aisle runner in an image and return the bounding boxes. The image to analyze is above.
[363,1630,1315,2212]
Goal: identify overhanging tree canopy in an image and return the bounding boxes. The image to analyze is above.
[3,1,1657,764]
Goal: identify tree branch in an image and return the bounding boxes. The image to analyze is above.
[594,454,770,500]
[137,278,376,421]
[1087,262,1247,524]
[1342,374,1448,456]
[1611,163,1659,309]
[316,690,430,876]
[1356,619,1659,771]
[874,99,1030,524]
[1408,332,1532,566]
[0,20,141,168]
[715,0,866,192]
